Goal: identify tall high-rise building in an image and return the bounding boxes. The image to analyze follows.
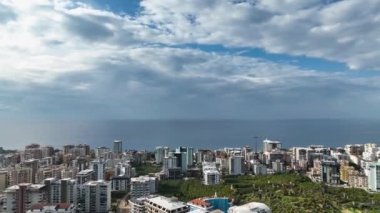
[0,170,8,192]
[84,180,111,213]
[95,146,110,159]
[41,146,55,158]
[44,178,76,205]
[243,146,252,161]
[44,178,60,204]
[321,160,340,185]
[174,146,194,172]
[163,156,178,170]
[263,139,282,153]
[77,144,90,156]
[90,159,106,181]
[113,140,123,154]
[63,145,75,155]
[8,167,33,186]
[368,160,380,192]
[174,152,187,172]
[60,178,77,204]
[22,159,39,184]
[72,157,89,172]
[186,147,194,167]
[76,169,94,204]
[228,156,244,175]
[155,146,165,164]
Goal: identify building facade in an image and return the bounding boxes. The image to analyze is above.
[84,180,111,213]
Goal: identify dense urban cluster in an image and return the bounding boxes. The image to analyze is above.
[0,139,379,213]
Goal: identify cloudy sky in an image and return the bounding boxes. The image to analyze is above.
[1,0,380,120]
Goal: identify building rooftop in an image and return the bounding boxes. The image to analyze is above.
[30,203,74,211]
[77,169,94,175]
[263,139,281,144]
[228,202,271,213]
[85,180,108,186]
[147,196,188,211]
[189,198,211,208]
[131,175,156,182]
[5,183,45,192]
[29,184,45,190]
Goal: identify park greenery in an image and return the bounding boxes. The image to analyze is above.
[133,162,162,176]
[158,173,380,213]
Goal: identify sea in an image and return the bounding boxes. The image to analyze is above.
[0,119,380,151]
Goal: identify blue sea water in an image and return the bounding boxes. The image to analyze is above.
[0,119,379,150]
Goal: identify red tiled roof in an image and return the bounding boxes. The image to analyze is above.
[190,198,211,208]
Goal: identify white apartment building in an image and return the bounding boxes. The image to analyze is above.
[145,196,190,213]
[90,159,106,181]
[263,139,281,153]
[368,160,380,192]
[363,143,378,161]
[84,180,111,213]
[129,197,147,213]
[155,146,165,164]
[5,183,46,213]
[114,162,135,178]
[163,156,178,170]
[202,162,220,185]
[272,160,284,173]
[76,169,94,204]
[253,164,267,175]
[27,203,76,213]
[215,157,228,171]
[130,176,157,198]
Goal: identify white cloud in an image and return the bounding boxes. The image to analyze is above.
[1,0,380,119]
[137,0,380,70]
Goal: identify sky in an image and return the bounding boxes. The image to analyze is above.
[1,0,380,120]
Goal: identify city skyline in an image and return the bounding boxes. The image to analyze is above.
[1,0,380,120]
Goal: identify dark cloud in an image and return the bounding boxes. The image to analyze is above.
[63,13,114,41]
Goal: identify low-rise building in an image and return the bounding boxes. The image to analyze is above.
[26,203,76,213]
[253,164,267,175]
[129,197,147,213]
[228,202,271,213]
[349,174,368,188]
[130,176,157,198]
[145,196,190,213]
